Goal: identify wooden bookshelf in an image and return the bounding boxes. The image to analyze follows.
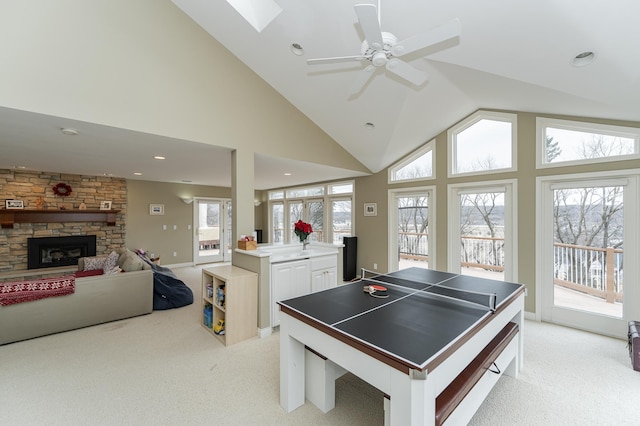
[202,265,258,346]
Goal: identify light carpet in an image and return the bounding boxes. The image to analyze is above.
[0,264,638,425]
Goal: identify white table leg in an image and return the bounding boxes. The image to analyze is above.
[388,368,435,426]
[305,349,347,413]
[279,319,305,412]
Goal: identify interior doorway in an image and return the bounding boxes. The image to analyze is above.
[193,198,231,264]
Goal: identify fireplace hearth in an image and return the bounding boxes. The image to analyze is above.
[27,235,97,269]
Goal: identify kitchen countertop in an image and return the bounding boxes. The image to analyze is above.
[235,242,342,263]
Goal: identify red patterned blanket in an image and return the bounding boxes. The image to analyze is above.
[0,275,75,306]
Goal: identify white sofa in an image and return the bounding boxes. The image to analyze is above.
[0,268,153,346]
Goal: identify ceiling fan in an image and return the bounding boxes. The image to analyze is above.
[307,2,461,95]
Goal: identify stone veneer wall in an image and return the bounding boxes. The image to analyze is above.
[0,169,126,273]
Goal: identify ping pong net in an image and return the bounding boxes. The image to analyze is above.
[360,268,497,313]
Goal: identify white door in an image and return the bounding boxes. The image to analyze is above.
[538,174,639,338]
[389,188,433,272]
[448,180,516,283]
[194,199,230,264]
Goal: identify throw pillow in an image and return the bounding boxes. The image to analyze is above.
[103,251,119,272]
[83,256,106,271]
[118,249,145,272]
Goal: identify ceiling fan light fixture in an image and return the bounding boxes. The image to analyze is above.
[371,51,388,67]
[290,43,304,56]
[572,51,596,67]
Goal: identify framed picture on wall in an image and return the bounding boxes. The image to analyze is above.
[100,201,112,210]
[5,199,24,209]
[149,204,165,215]
[364,202,377,217]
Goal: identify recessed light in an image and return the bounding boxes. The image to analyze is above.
[133,172,142,176]
[365,122,375,129]
[61,128,79,136]
[290,43,304,56]
[103,173,113,177]
[153,156,166,160]
[572,51,596,67]
[284,172,292,176]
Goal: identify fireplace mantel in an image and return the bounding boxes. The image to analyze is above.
[0,210,120,229]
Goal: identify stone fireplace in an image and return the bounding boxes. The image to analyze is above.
[0,169,126,274]
[27,235,97,270]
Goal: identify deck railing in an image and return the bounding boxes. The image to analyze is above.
[398,232,623,304]
[553,243,623,303]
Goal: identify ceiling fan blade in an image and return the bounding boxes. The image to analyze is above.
[307,55,367,64]
[354,4,384,50]
[385,59,428,86]
[348,65,377,96]
[391,18,461,57]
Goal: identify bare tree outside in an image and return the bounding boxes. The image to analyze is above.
[271,203,284,243]
[391,149,432,181]
[289,202,303,243]
[459,192,505,273]
[308,200,324,242]
[578,135,634,159]
[397,195,429,266]
[332,200,352,243]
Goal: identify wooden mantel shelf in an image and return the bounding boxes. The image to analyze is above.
[0,209,120,229]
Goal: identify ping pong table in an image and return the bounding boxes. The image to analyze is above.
[278,267,525,425]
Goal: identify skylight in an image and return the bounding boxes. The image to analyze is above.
[226,0,282,32]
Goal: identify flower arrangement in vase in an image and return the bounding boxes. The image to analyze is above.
[294,220,313,249]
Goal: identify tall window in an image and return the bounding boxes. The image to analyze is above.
[536,117,640,168]
[331,199,352,244]
[271,202,284,243]
[288,201,303,243]
[307,200,324,243]
[448,111,517,177]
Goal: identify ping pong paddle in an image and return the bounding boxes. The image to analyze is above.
[363,284,388,298]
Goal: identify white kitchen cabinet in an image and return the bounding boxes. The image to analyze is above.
[311,255,338,293]
[271,259,311,326]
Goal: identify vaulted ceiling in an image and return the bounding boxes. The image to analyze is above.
[1,1,639,189]
[172,0,640,173]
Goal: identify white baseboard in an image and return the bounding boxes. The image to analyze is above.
[258,327,272,338]
[163,262,194,269]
